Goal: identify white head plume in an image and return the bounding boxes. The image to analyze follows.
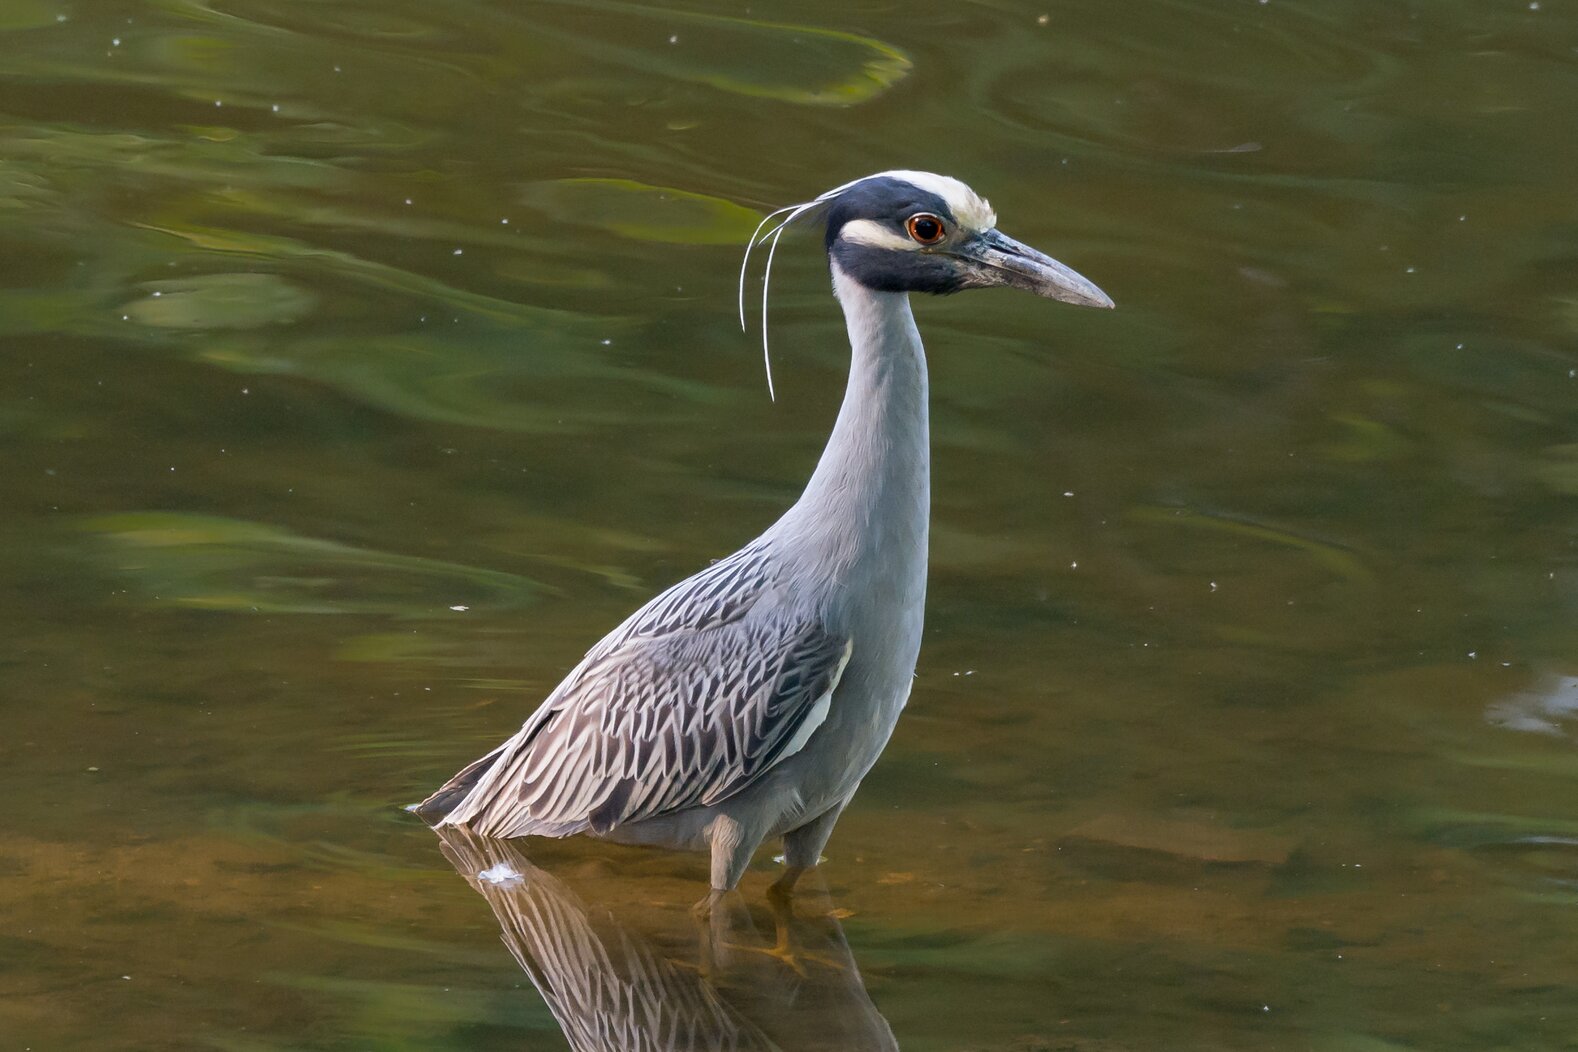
[736,171,997,402]
[735,174,890,402]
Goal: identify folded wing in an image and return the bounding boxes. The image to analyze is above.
[422,545,852,839]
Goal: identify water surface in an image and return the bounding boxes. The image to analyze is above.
[3,1,1578,1049]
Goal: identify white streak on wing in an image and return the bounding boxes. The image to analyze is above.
[775,639,853,763]
[778,695,830,765]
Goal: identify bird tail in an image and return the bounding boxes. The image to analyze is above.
[413,715,591,839]
[410,741,510,822]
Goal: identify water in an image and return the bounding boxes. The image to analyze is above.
[4,1,1577,1048]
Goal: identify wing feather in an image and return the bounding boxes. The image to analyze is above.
[428,544,852,839]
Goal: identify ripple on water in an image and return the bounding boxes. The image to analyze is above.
[126,0,911,113]
[509,0,912,106]
[1485,673,1578,742]
[1532,445,1578,497]
[1425,812,1578,899]
[198,0,461,43]
[0,0,63,30]
[0,160,713,431]
[80,512,542,616]
[200,795,451,881]
[969,0,1401,174]
[519,177,762,246]
[124,273,316,329]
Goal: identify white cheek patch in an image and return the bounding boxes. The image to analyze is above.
[872,169,998,233]
[838,218,918,252]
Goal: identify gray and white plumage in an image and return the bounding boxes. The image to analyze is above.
[416,170,1112,892]
[430,540,852,839]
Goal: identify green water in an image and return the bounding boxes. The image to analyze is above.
[4,0,1578,1048]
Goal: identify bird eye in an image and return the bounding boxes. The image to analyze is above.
[906,213,945,245]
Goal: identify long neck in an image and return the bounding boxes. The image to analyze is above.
[775,261,930,586]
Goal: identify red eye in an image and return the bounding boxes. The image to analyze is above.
[906,213,945,245]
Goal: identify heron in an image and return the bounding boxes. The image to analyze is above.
[415,170,1113,896]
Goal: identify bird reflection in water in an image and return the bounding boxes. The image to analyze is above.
[435,827,899,1051]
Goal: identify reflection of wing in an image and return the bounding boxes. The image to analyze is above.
[425,543,853,838]
[437,827,779,1052]
[434,827,900,1052]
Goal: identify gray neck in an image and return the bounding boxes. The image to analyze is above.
[772,261,930,590]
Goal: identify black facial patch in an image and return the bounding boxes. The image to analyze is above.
[822,176,969,295]
[822,176,955,252]
[829,239,968,295]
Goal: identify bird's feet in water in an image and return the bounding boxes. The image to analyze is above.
[691,888,754,979]
[767,863,808,907]
[690,878,842,978]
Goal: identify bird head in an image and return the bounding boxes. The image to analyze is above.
[821,170,1113,308]
[739,170,1112,398]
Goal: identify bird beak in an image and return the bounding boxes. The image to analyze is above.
[959,229,1114,309]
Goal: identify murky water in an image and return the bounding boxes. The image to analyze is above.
[4,1,1577,1049]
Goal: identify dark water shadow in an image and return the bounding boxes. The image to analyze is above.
[435,827,899,1052]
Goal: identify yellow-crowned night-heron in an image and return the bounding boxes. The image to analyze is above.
[416,171,1112,894]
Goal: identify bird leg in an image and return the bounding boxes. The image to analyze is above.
[771,796,849,903]
[768,864,808,905]
[762,880,810,976]
[754,878,852,977]
[705,813,758,893]
[694,807,849,975]
[693,880,843,978]
[692,888,749,979]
